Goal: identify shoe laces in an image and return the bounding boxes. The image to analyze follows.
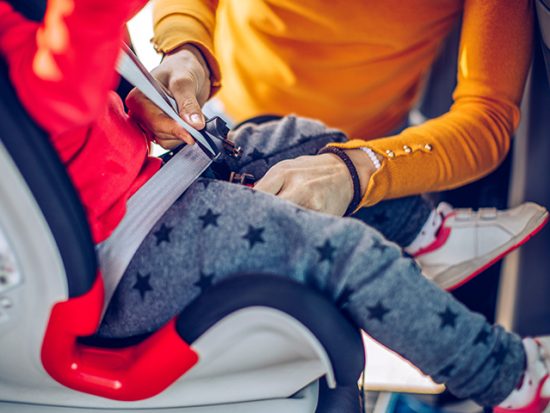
[452,207,498,222]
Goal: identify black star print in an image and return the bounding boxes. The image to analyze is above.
[133,272,153,301]
[316,240,336,263]
[438,363,455,378]
[242,225,265,249]
[154,223,173,246]
[194,272,215,293]
[474,328,491,346]
[336,285,355,308]
[199,209,221,229]
[249,148,266,162]
[491,344,507,365]
[373,212,389,225]
[372,238,390,254]
[438,306,458,329]
[366,301,390,322]
[200,179,213,190]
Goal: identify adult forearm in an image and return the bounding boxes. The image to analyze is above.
[330,100,516,207]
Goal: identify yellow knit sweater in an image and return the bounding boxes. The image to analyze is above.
[152,0,533,206]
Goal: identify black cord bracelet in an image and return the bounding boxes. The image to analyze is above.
[318,146,362,216]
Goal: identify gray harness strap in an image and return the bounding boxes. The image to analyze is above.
[96,48,213,315]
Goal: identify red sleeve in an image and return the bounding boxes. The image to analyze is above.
[0,0,147,136]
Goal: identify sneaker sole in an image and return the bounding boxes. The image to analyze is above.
[432,209,549,291]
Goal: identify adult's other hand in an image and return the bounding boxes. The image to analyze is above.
[255,150,377,216]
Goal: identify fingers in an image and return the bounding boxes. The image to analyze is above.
[153,134,188,150]
[125,45,212,146]
[154,45,211,131]
[254,167,286,195]
[170,75,206,130]
[126,88,196,146]
[278,188,314,209]
[253,156,352,215]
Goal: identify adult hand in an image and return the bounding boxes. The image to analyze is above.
[254,149,377,216]
[253,154,352,216]
[125,44,211,150]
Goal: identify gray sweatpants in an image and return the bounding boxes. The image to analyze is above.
[98,117,524,407]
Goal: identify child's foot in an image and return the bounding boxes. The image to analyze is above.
[407,202,548,291]
[495,337,550,413]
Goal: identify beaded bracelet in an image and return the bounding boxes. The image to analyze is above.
[318,146,362,216]
[359,147,381,170]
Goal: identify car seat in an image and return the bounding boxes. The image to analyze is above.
[0,7,365,413]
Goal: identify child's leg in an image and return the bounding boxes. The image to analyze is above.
[230,115,549,290]
[99,179,524,407]
[352,196,432,247]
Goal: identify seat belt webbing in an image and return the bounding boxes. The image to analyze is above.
[97,47,213,315]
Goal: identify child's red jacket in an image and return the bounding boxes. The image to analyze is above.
[0,0,162,243]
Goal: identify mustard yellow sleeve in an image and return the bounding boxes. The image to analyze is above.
[330,0,533,207]
[152,0,221,91]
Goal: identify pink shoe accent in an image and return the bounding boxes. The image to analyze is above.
[494,375,550,413]
[413,213,455,258]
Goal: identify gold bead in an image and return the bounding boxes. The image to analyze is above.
[403,145,412,153]
[385,149,395,158]
[424,144,433,151]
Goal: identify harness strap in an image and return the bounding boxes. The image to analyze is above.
[97,47,212,315]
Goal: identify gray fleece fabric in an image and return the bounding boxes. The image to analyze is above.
[98,115,524,407]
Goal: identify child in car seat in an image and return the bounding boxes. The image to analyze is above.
[0,0,548,411]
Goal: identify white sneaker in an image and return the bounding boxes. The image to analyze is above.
[495,337,550,413]
[414,202,548,290]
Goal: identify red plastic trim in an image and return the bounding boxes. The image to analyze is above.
[41,273,199,401]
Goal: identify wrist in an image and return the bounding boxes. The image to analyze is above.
[343,148,380,199]
[165,43,211,81]
[318,147,361,216]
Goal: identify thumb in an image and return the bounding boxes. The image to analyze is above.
[177,93,206,130]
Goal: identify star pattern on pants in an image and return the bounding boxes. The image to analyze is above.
[200,179,213,190]
[199,209,221,229]
[438,306,458,329]
[133,272,153,301]
[249,148,266,162]
[316,240,336,263]
[491,343,508,365]
[336,285,355,308]
[438,363,455,378]
[474,327,491,346]
[371,238,391,254]
[242,225,265,249]
[366,300,390,322]
[154,223,173,246]
[194,271,215,293]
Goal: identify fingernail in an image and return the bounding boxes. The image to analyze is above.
[190,113,202,125]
